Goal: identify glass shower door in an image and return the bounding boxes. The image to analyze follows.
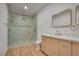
[8,15,35,47]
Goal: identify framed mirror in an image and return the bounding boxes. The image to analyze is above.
[75,5,79,25]
[52,9,72,28]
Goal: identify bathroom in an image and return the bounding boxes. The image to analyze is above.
[1,3,79,56]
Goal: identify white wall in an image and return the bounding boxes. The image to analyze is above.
[37,3,79,42]
[0,3,8,55]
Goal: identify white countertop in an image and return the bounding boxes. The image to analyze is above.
[42,34,79,42]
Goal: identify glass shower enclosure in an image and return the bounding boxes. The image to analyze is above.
[8,14,36,47]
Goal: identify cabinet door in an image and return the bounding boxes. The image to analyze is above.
[51,38,60,56]
[72,41,79,56]
[60,39,71,56]
[41,36,51,55]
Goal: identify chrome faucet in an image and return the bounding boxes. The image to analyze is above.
[55,30,61,36]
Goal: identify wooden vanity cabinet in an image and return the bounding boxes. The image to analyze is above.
[72,41,79,56]
[41,35,79,56]
[41,36,52,55]
[51,37,60,56]
[60,39,71,56]
[41,36,60,56]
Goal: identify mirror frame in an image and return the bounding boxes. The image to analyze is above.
[52,9,72,28]
[75,5,79,25]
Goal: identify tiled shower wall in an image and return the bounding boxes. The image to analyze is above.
[8,14,37,48]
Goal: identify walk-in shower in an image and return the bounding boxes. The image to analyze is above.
[8,14,37,47]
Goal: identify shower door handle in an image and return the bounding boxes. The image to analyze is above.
[8,29,11,31]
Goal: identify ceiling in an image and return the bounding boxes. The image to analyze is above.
[8,3,47,16]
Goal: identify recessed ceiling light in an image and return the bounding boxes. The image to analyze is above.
[24,6,28,10]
